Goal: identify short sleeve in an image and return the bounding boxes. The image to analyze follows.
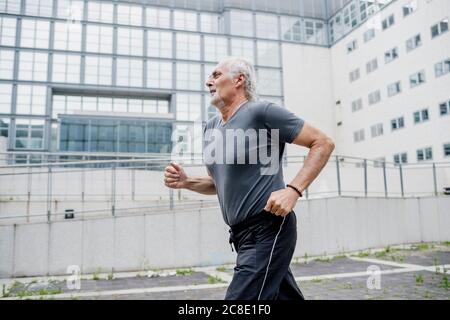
[264,102,305,143]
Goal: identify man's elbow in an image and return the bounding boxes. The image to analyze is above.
[320,137,335,155]
[327,137,335,152]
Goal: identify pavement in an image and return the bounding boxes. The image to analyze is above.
[1,242,449,300]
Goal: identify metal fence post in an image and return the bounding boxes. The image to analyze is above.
[364,159,367,197]
[111,163,116,216]
[336,155,341,196]
[432,162,438,196]
[132,165,135,201]
[47,164,52,222]
[399,163,404,197]
[383,161,388,198]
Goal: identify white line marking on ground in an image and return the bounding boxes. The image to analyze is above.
[348,256,425,269]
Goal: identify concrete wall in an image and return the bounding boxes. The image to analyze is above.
[1,196,449,278]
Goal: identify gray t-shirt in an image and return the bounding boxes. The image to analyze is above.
[203,100,305,227]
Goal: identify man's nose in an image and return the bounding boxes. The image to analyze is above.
[206,78,213,89]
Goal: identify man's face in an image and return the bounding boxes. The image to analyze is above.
[206,64,238,108]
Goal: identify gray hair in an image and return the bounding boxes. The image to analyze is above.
[218,57,258,101]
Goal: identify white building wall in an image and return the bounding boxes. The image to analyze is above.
[281,43,336,157]
[281,0,450,164]
[329,0,450,162]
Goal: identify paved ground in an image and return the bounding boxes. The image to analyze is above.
[1,242,449,300]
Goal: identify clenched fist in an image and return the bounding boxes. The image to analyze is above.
[164,162,187,189]
[264,187,300,217]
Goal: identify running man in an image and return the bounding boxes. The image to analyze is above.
[164,57,335,300]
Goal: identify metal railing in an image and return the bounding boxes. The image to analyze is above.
[0,152,449,224]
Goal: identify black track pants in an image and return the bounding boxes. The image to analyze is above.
[225,211,305,300]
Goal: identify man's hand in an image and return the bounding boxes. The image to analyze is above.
[164,162,188,189]
[264,188,300,216]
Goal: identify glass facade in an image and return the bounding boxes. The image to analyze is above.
[0,0,350,155]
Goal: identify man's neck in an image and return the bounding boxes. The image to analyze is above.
[219,97,248,123]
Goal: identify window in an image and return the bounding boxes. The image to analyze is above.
[440,101,450,116]
[406,34,421,52]
[0,118,10,137]
[255,13,279,40]
[116,58,143,87]
[431,18,449,38]
[117,4,142,26]
[391,117,405,131]
[53,21,82,51]
[363,28,375,42]
[366,58,378,74]
[229,10,253,37]
[87,1,113,23]
[15,118,45,149]
[353,129,365,143]
[25,0,53,17]
[281,17,302,42]
[84,56,112,85]
[257,41,280,67]
[56,0,84,20]
[0,84,12,114]
[18,51,48,81]
[413,109,429,124]
[346,39,357,53]
[147,60,172,89]
[176,33,200,60]
[176,93,201,121]
[143,99,169,114]
[417,147,433,161]
[145,7,170,29]
[231,38,255,63]
[410,70,426,88]
[0,0,21,14]
[176,63,201,91]
[0,17,17,46]
[304,20,326,45]
[435,58,450,78]
[349,68,360,82]
[52,53,80,83]
[200,13,223,33]
[16,85,47,115]
[393,153,408,165]
[387,81,401,97]
[385,47,399,63]
[373,157,386,168]
[20,19,50,49]
[368,90,381,105]
[257,69,282,96]
[382,14,395,30]
[351,98,363,112]
[0,49,15,80]
[85,25,113,54]
[117,27,143,56]
[204,35,228,63]
[173,10,197,31]
[147,30,172,58]
[371,123,383,138]
[402,1,417,17]
[444,143,450,157]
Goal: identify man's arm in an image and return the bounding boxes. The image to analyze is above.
[264,122,335,216]
[288,122,335,193]
[164,162,217,195]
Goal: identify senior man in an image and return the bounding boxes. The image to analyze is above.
[164,57,335,300]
